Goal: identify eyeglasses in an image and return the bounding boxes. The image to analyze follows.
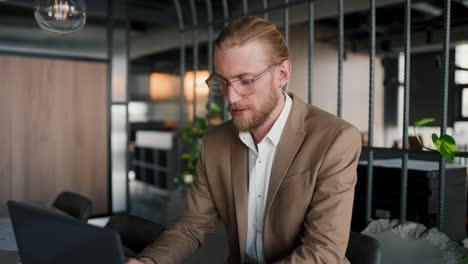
[205,64,278,96]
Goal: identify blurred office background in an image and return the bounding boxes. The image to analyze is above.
[1,0,468,263]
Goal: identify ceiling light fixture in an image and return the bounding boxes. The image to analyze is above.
[34,0,86,34]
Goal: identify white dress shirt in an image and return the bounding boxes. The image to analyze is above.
[239,94,292,264]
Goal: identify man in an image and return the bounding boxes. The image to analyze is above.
[127,16,361,264]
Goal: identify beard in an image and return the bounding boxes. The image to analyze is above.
[228,88,280,132]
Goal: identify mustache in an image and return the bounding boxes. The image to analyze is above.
[228,103,252,112]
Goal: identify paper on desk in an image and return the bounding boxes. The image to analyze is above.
[0,219,18,251]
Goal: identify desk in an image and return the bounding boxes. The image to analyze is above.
[0,204,20,264]
[353,159,467,241]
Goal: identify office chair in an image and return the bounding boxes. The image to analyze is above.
[105,213,164,256]
[52,191,93,222]
[346,231,381,264]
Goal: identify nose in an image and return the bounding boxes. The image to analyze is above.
[224,83,242,104]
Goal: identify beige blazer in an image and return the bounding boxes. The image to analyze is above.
[139,93,362,264]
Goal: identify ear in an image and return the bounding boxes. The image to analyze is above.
[275,60,291,88]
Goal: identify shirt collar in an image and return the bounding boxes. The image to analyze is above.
[265,93,292,147]
[238,92,292,148]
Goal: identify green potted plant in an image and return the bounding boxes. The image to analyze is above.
[177,101,224,184]
[413,118,457,162]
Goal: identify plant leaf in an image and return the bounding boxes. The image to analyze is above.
[192,128,204,137]
[431,133,439,145]
[181,153,191,160]
[181,127,192,142]
[434,134,456,163]
[414,118,436,127]
[194,116,207,130]
[209,101,223,116]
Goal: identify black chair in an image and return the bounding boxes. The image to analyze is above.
[105,213,164,256]
[51,191,93,222]
[346,231,381,264]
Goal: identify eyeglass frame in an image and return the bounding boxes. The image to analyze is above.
[204,63,279,96]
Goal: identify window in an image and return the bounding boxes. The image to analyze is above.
[463,89,468,118]
[455,44,468,119]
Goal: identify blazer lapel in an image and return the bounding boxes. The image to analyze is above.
[264,94,307,222]
[231,134,249,262]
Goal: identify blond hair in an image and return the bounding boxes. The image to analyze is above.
[215,16,289,65]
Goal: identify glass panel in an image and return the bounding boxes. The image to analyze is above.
[111,105,127,212]
[158,171,168,189]
[111,26,128,102]
[158,150,168,167]
[455,70,468,85]
[128,102,150,122]
[455,44,468,69]
[398,52,405,84]
[463,89,468,118]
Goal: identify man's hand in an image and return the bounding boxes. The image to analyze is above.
[125,258,153,264]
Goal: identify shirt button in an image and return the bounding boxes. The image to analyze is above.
[258,160,262,163]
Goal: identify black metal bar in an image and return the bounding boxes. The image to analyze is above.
[174,0,185,126]
[221,0,229,121]
[438,0,451,231]
[243,0,248,15]
[366,0,376,224]
[400,0,411,225]
[308,0,314,104]
[337,0,343,117]
[189,0,198,123]
[222,0,229,27]
[206,0,214,126]
[284,0,289,46]
[173,0,185,177]
[206,0,213,71]
[263,0,268,20]
[106,0,113,215]
[182,0,309,32]
[140,148,147,182]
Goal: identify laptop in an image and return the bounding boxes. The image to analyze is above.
[7,200,125,264]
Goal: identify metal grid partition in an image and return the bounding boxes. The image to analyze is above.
[168,0,463,237]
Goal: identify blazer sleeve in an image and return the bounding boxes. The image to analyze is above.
[273,125,362,264]
[137,134,220,264]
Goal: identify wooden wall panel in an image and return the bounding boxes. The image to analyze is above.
[0,55,108,215]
